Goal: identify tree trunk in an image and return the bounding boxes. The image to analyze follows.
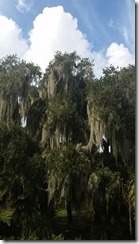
[66,200,73,224]
[129,204,132,239]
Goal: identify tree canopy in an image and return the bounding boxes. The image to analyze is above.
[0,53,135,240]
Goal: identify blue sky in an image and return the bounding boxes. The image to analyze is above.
[0,0,135,77]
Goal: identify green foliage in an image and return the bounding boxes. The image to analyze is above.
[27,98,46,138]
[56,209,67,217]
[123,172,135,211]
[51,233,65,240]
[46,143,91,212]
[0,53,135,240]
[0,125,55,240]
[0,209,13,224]
[48,92,76,126]
[88,166,121,197]
[0,55,42,97]
[87,65,135,130]
[46,143,90,176]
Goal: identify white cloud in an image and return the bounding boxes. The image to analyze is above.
[24,6,135,78]
[24,6,92,71]
[0,6,135,79]
[90,43,134,78]
[0,15,28,59]
[106,42,135,68]
[91,51,107,78]
[16,0,33,13]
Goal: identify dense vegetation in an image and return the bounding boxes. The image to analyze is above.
[0,53,135,240]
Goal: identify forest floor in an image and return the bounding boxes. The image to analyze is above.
[52,209,94,240]
[0,208,131,240]
[52,209,131,240]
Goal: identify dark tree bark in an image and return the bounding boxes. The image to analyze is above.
[66,200,73,224]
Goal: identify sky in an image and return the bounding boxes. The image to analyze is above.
[0,0,135,78]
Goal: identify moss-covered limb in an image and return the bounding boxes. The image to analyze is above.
[86,65,135,164]
[0,55,42,126]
